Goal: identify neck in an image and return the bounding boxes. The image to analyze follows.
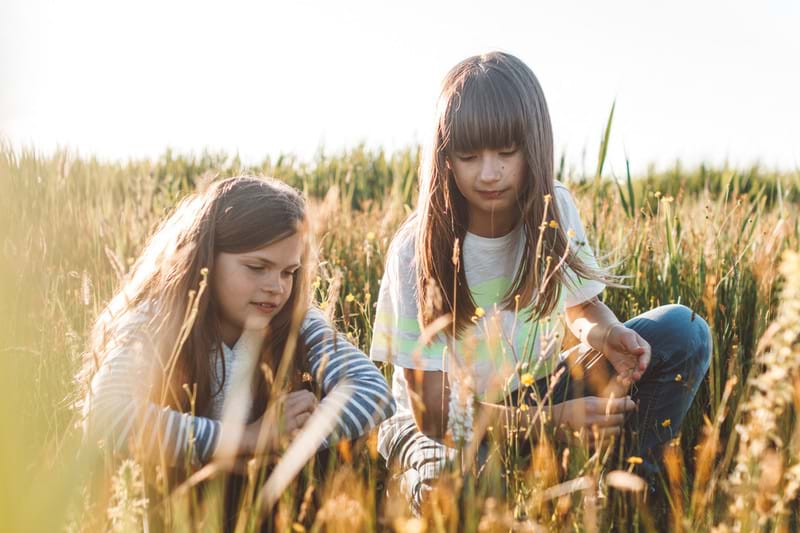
[467,209,518,238]
[221,326,268,350]
[219,320,242,347]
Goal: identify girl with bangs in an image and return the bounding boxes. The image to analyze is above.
[370,51,711,508]
[82,176,394,475]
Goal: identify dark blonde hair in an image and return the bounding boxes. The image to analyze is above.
[416,51,608,336]
[84,176,312,418]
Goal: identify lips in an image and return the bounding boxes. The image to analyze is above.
[252,302,278,313]
[478,189,506,199]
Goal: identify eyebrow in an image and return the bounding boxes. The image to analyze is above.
[241,256,301,270]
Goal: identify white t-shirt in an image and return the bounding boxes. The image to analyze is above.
[369,182,604,455]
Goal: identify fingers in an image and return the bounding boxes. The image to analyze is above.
[638,337,652,372]
[290,411,313,433]
[554,397,635,439]
[283,390,318,416]
[614,327,651,381]
[587,425,622,444]
[589,413,626,427]
[280,391,317,435]
[595,425,622,437]
[596,396,637,415]
[629,334,651,380]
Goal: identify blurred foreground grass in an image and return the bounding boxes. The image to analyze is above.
[1,142,799,531]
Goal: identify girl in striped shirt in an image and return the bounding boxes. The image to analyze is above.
[81,176,395,471]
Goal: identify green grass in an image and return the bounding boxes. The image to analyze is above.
[1,141,799,531]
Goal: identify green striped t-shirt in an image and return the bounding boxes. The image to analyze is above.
[370,182,605,403]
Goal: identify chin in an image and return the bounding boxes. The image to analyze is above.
[242,316,272,331]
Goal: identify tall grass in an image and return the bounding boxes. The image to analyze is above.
[1,141,798,531]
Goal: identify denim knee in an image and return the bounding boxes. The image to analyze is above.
[630,304,711,378]
[691,310,712,376]
[655,304,711,377]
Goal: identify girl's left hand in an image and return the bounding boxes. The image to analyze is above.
[601,324,651,385]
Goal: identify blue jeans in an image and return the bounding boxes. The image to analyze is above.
[531,304,712,478]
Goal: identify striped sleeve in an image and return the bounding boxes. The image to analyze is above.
[300,308,396,447]
[84,317,220,467]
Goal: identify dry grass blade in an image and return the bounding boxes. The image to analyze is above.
[604,470,647,492]
[215,328,266,468]
[540,476,594,501]
[257,382,355,518]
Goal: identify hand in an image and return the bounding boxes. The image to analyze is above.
[600,323,651,385]
[240,390,318,457]
[550,396,637,444]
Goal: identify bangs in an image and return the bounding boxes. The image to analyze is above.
[445,69,526,154]
[221,215,301,254]
[214,178,307,254]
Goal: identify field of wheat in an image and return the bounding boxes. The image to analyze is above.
[1,141,799,532]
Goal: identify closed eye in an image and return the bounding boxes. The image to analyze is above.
[499,148,518,156]
[455,153,476,162]
[245,265,264,271]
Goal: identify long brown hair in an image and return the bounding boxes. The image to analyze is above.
[84,176,312,418]
[416,51,610,336]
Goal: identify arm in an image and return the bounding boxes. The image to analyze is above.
[403,369,449,439]
[86,335,221,467]
[302,309,396,446]
[404,298,643,443]
[565,295,651,383]
[403,368,534,442]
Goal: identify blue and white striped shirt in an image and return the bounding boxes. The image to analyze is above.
[85,307,395,466]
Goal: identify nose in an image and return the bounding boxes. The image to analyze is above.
[478,152,502,184]
[260,271,283,294]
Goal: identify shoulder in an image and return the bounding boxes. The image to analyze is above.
[380,215,419,293]
[386,215,418,265]
[553,180,581,217]
[96,301,156,348]
[300,306,330,336]
[553,180,575,203]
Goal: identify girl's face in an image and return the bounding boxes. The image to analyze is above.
[213,232,303,346]
[448,146,526,238]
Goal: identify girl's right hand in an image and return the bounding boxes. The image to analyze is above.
[549,396,636,443]
[240,390,318,457]
[276,389,318,436]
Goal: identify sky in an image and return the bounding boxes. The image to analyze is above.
[1,0,798,176]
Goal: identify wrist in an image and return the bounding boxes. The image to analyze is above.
[588,321,623,353]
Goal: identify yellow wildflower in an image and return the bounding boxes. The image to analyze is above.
[519,404,529,412]
[627,456,643,465]
[567,228,576,238]
[674,374,682,382]
[661,418,672,427]
[548,220,559,229]
[474,306,485,318]
[366,231,375,241]
[520,373,534,387]
[345,293,355,303]
[543,194,552,202]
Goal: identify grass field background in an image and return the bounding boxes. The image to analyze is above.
[1,141,799,531]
